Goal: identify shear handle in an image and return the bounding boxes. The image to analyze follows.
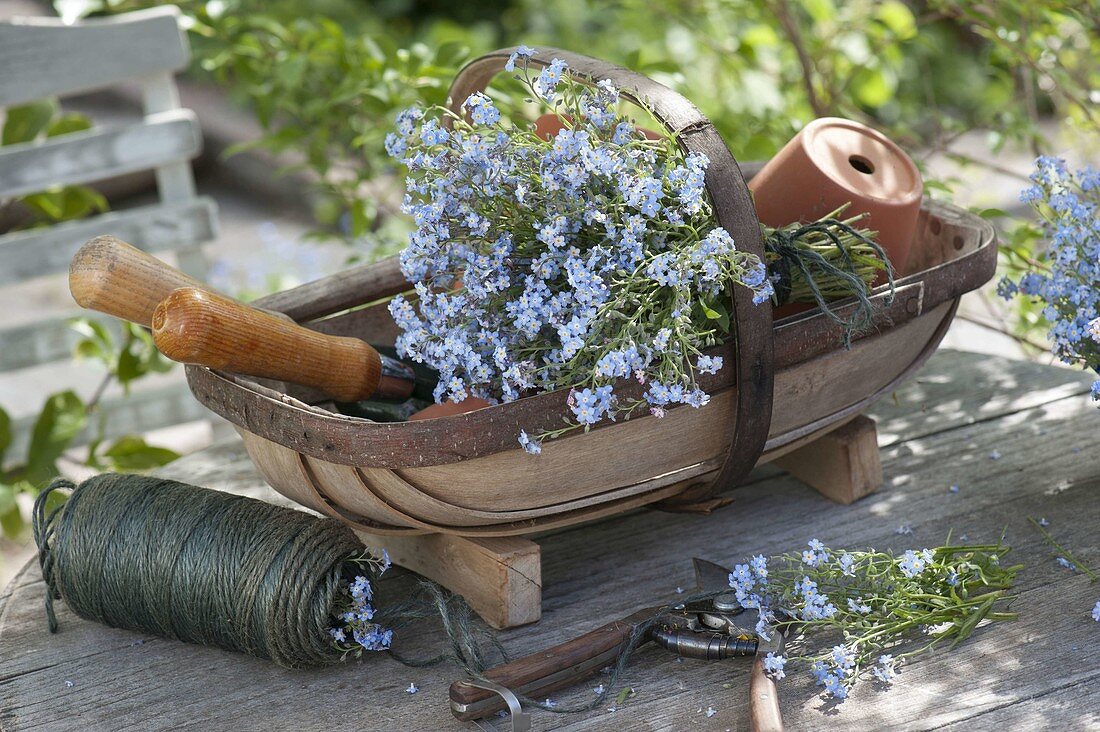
[749,653,784,732]
[449,606,659,722]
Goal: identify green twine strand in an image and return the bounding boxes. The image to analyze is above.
[766,218,897,345]
[33,474,364,669]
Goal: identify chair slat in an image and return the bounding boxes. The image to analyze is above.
[7,382,212,460]
[0,7,189,107]
[0,313,124,373]
[0,197,218,286]
[0,110,201,199]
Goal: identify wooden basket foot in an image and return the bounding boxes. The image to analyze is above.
[773,414,882,505]
[354,531,542,630]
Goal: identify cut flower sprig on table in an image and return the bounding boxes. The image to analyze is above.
[385,47,892,451]
[734,537,1020,700]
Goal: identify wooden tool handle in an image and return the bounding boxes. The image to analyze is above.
[449,607,657,722]
[749,654,784,732]
[152,287,383,403]
[69,235,209,327]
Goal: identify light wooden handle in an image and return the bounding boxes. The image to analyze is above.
[152,287,383,403]
[749,654,784,732]
[69,235,208,327]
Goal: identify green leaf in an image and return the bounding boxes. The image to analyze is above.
[101,436,180,471]
[0,502,24,538]
[0,405,10,468]
[59,186,109,219]
[25,391,87,485]
[2,100,57,145]
[875,1,917,40]
[46,112,93,138]
[117,346,142,389]
[70,317,116,366]
[19,191,65,220]
[852,68,893,108]
[802,0,836,25]
[70,316,112,343]
[950,595,996,649]
[0,483,15,516]
[20,186,107,224]
[701,298,731,332]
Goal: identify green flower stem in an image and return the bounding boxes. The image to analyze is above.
[1030,517,1098,581]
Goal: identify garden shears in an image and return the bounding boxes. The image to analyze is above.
[449,558,788,732]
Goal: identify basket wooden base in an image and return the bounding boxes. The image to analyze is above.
[359,414,882,629]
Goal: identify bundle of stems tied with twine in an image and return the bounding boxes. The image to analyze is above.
[763,205,893,334]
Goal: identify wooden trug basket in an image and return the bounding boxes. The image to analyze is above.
[186,48,997,627]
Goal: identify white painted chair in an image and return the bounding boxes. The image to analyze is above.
[0,7,218,455]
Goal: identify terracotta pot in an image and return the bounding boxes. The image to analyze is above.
[534,113,662,142]
[408,397,492,421]
[748,117,922,277]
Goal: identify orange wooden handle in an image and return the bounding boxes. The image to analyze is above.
[749,654,784,732]
[69,235,209,327]
[152,287,383,402]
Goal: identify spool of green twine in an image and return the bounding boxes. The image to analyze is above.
[33,474,367,669]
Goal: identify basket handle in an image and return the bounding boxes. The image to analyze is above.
[448,48,775,500]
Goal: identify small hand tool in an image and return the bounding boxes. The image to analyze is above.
[69,235,416,402]
[449,558,788,732]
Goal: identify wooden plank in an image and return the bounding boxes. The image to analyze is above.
[355,531,542,630]
[6,382,211,461]
[1,352,1098,731]
[868,348,1091,445]
[938,680,1100,729]
[140,72,208,279]
[0,198,217,286]
[0,313,115,373]
[0,7,188,107]
[773,414,882,504]
[0,110,201,198]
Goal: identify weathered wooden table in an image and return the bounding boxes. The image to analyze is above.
[2,350,1099,731]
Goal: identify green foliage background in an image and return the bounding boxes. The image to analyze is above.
[98,0,1096,233]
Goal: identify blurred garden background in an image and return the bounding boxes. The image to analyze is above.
[0,0,1097,584]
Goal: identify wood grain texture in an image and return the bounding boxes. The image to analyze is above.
[252,255,408,324]
[152,288,383,403]
[194,301,950,542]
[0,7,188,107]
[773,414,882,504]
[355,531,542,631]
[69,234,208,327]
[0,199,216,286]
[749,654,784,732]
[185,300,948,472]
[2,351,1097,731]
[0,110,201,199]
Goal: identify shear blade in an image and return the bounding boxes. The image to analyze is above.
[692,557,733,592]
